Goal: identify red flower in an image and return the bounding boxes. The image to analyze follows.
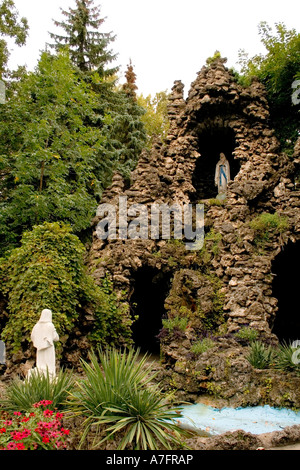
[21,417,30,422]
[42,436,50,443]
[0,427,6,433]
[13,411,22,416]
[6,442,17,450]
[61,428,70,435]
[43,409,54,417]
[16,442,26,450]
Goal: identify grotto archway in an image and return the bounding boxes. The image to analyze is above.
[271,240,300,343]
[191,126,240,201]
[130,267,172,354]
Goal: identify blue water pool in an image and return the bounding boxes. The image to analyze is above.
[176,403,300,436]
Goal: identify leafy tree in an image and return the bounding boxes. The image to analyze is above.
[0,50,113,254]
[0,0,28,77]
[238,22,300,153]
[137,90,170,146]
[49,0,117,79]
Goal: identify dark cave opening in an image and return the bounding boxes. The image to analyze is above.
[271,241,300,343]
[191,126,240,201]
[130,267,172,354]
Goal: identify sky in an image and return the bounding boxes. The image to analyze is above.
[7,0,300,97]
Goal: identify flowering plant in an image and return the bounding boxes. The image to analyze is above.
[0,400,70,450]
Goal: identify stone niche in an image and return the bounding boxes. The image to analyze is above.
[88,57,300,357]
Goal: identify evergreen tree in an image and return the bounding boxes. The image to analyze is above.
[108,61,146,177]
[122,59,138,99]
[49,0,117,79]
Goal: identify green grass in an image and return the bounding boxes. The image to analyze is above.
[190,338,216,355]
[162,316,188,332]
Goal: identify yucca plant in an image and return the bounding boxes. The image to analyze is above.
[274,341,300,374]
[1,368,75,412]
[95,385,186,450]
[246,341,275,369]
[69,347,188,450]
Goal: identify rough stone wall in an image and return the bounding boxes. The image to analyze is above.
[88,57,300,345]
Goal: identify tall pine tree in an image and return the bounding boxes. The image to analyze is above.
[49,3,146,182]
[49,0,117,79]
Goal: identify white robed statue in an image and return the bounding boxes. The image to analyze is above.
[30,309,59,378]
[215,152,230,197]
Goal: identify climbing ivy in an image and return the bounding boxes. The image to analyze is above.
[0,222,131,353]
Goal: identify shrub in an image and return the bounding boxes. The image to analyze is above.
[69,347,187,450]
[1,368,75,412]
[246,341,275,369]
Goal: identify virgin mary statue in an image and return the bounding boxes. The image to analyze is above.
[31,309,59,378]
[215,153,230,196]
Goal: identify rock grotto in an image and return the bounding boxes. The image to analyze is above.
[87,56,300,407]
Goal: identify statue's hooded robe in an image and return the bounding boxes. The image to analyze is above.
[31,309,59,376]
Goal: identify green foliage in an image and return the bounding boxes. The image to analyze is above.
[0,222,128,353]
[162,316,188,333]
[200,228,222,261]
[88,276,133,347]
[238,22,300,151]
[249,212,290,247]
[246,340,300,374]
[190,338,215,355]
[69,347,186,450]
[0,51,110,253]
[49,1,148,176]
[1,222,85,351]
[206,50,222,66]
[1,368,75,412]
[234,327,259,343]
[0,0,28,76]
[246,341,275,369]
[196,274,225,332]
[274,341,300,374]
[137,91,170,145]
[110,90,147,178]
[49,0,117,78]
